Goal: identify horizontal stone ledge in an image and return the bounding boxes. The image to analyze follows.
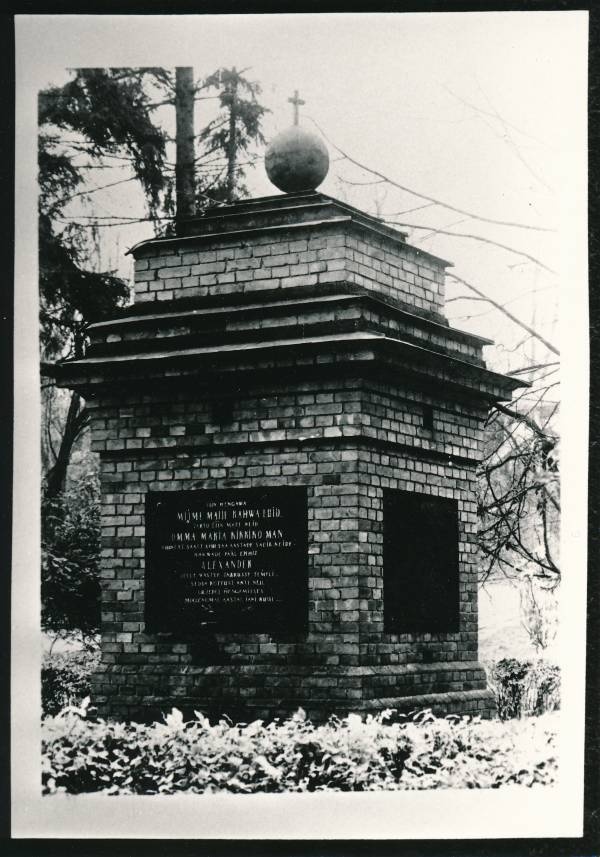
[58,331,383,370]
[58,335,524,401]
[89,280,453,332]
[96,434,481,468]
[359,688,495,711]
[175,192,410,248]
[129,203,450,271]
[96,687,497,724]
[90,292,358,331]
[98,661,487,677]
[88,319,488,372]
[129,215,354,256]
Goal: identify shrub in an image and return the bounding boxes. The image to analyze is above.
[42,645,100,717]
[524,661,561,716]
[42,706,558,795]
[397,710,557,789]
[490,658,531,719]
[41,478,101,639]
[488,658,560,720]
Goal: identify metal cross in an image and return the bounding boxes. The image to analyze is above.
[288,90,305,126]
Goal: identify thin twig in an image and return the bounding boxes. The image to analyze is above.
[383,221,555,273]
[309,116,556,233]
[447,274,560,356]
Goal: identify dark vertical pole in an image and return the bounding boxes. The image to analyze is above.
[175,66,195,220]
[226,68,237,203]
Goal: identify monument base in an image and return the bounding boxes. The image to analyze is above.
[92,661,497,723]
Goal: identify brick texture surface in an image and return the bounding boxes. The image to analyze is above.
[133,226,445,315]
[89,375,494,721]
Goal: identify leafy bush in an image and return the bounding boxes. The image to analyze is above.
[41,477,101,639]
[42,645,100,717]
[490,658,531,719]
[523,661,561,716]
[488,658,560,720]
[42,706,558,795]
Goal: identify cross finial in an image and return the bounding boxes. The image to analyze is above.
[288,89,305,126]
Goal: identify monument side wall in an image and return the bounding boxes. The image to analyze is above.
[356,446,481,662]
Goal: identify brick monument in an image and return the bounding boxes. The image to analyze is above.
[57,113,523,722]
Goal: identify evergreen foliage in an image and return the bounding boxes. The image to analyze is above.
[197,67,269,203]
[42,645,100,717]
[39,69,169,364]
[41,477,101,639]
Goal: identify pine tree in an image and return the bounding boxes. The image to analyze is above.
[39,65,269,640]
[39,68,170,498]
[196,67,268,205]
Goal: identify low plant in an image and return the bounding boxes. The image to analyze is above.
[41,479,101,640]
[42,705,558,795]
[488,658,560,720]
[524,661,561,716]
[42,644,101,717]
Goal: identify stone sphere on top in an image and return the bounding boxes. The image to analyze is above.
[265,126,329,194]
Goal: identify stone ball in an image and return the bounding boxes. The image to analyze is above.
[265,126,329,193]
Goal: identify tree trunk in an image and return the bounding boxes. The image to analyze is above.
[226,73,237,203]
[44,391,89,501]
[175,66,196,219]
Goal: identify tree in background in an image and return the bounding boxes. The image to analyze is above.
[39,66,269,640]
[478,394,559,589]
[39,66,269,499]
[42,477,101,649]
[196,67,268,204]
[39,68,169,500]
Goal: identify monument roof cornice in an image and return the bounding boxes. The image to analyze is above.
[87,288,493,349]
[57,329,526,401]
[127,191,453,270]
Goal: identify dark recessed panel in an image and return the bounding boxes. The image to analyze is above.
[383,489,460,634]
[145,487,308,635]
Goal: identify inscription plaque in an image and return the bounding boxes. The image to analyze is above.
[145,487,308,634]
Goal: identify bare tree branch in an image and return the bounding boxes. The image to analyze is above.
[59,175,138,205]
[309,116,556,233]
[494,402,557,440]
[382,221,555,273]
[443,84,554,192]
[447,274,560,356]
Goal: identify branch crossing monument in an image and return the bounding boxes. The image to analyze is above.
[58,96,523,722]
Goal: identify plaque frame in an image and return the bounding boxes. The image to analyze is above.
[144,486,308,636]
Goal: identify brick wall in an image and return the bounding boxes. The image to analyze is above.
[133,225,445,315]
[90,380,487,458]
[355,447,480,666]
[89,375,493,721]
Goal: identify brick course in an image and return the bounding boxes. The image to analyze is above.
[133,225,446,315]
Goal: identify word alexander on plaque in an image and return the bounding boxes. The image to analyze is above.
[145,487,308,635]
